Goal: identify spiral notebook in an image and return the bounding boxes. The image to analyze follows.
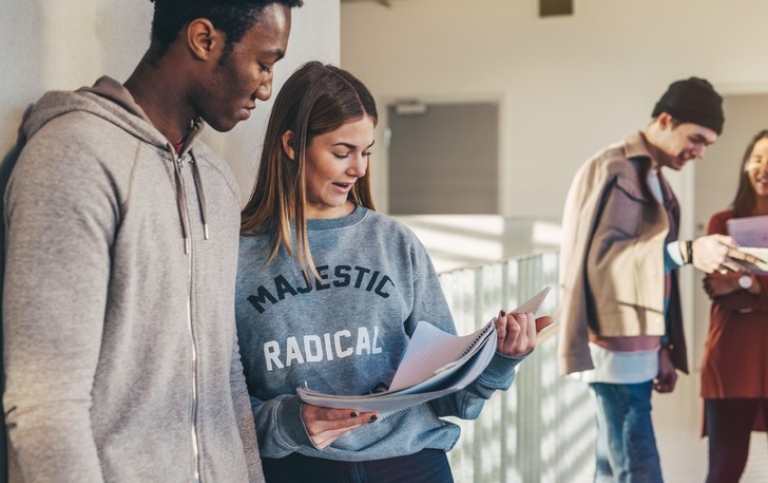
[296,286,551,413]
[386,318,496,393]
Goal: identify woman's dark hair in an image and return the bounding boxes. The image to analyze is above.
[241,61,378,278]
[732,129,768,217]
[148,0,302,60]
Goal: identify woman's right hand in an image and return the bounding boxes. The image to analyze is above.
[301,404,379,449]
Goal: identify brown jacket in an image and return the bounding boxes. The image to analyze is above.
[557,132,688,375]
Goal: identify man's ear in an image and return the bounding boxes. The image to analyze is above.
[187,18,219,61]
[657,112,674,130]
[282,130,296,160]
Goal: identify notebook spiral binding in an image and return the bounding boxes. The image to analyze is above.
[458,320,496,359]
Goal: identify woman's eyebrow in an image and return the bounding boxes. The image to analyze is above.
[331,140,376,149]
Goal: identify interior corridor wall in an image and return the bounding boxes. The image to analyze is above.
[341,0,768,222]
[0,1,340,481]
[341,0,768,374]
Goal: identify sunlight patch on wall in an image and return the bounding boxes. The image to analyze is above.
[395,215,562,273]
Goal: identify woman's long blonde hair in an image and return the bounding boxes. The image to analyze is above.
[241,61,378,279]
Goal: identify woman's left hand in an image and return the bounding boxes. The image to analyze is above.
[494,311,554,357]
[703,272,741,298]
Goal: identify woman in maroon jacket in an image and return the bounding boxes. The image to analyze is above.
[701,129,768,483]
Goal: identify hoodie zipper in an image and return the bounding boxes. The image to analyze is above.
[173,150,202,483]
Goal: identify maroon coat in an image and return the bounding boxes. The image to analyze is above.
[701,209,768,433]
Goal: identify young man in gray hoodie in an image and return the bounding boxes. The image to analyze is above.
[2,1,301,481]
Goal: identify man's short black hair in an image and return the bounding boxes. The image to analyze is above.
[148,0,303,59]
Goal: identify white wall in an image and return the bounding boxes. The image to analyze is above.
[341,0,768,371]
[0,0,340,203]
[341,0,768,221]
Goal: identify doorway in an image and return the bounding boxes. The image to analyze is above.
[387,101,499,215]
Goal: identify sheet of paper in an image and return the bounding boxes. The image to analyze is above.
[297,385,457,413]
[727,215,768,247]
[393,329,498,396]
[389,285,550,391]
[388,319,495,392]
[736,247,768,272]
[296,285,552,413]
[511,286,552,314]
[296,335,498,413]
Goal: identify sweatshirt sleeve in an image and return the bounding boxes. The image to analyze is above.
[230,331,265,482]
[2,128,116,482]
[250,394,314,459]
[429,351,528,419]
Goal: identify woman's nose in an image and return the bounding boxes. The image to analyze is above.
[350,154,368,176]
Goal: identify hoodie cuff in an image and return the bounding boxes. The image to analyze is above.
[277,396,315,450]
[478,350,529,391]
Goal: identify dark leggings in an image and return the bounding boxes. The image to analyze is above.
[705,398,768,483]
[262,448,454,483]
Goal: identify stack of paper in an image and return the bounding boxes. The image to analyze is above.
[727,216,768,272]
[297,286,551,413]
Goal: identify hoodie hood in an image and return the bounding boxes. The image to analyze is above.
[22,76,204,153]
[21,76,209,254]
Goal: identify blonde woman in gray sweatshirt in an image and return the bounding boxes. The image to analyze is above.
[236,61,553,483]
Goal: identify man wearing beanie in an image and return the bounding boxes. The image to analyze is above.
[557,77,761,482]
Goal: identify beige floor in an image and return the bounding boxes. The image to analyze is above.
[652,372,768,483]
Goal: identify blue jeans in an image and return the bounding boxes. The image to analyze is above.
[590,381,663,483]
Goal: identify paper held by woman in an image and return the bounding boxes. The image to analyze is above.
[297,286,551,413]
[727,216,768,272]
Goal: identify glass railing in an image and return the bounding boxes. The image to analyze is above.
[438,252,593,482]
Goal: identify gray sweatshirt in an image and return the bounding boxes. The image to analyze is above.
[236,207,525,462]
[2,77,263,482]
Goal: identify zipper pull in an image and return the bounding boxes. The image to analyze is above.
[169,142,186,169]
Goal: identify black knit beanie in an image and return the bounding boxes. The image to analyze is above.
[651,77,724,135]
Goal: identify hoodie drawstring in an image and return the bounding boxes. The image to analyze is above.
[172,150,209,254]
[172,154,192,254]
[189,152,209,241]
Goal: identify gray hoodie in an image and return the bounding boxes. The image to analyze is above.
[2,77,263,482]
